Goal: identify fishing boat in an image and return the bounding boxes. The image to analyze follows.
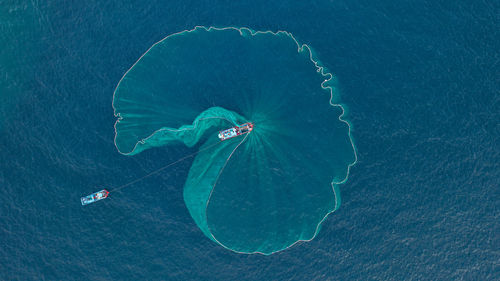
[81,189,109,205]
[218,122,253,141]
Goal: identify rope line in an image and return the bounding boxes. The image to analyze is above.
[109,140,223,193]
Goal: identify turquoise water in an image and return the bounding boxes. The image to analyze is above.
[112,27,356,254]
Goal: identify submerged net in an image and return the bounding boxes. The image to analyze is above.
[113,27,356,254]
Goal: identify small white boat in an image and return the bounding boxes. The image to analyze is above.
[81,190,109,205]
[218,123,253,141]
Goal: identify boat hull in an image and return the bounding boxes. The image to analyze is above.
[81,190,109,205]
[218,123,253,141]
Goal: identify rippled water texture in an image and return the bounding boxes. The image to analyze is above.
[112,27,356,254]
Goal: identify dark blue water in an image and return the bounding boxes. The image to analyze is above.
[1,1,498,280]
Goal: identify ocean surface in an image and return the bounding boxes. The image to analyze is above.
[1,1,498,280]
[111,27,356,254]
